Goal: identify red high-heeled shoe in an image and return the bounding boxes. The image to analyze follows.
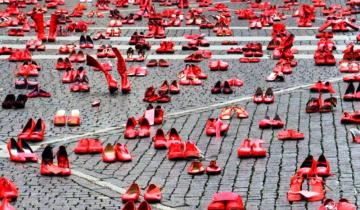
[28,118,45,141]
[40,145,61,176]
[297,155,316,176]
[154,106,164,125]
[114,143,132,162]
[206,160,221,174]
[86,55,118,93]
[315,154,330,177]
[122,201,136,210]
[102,143,117,163]
[124,117,139,139]
[17,118,36,140]
[0,198,15,210]
[7,138,26,162]
[57,145,71,176]
[144,184,162,203]
[0,177,18,200]
[138,117,150,138]
[152,129,167,149]
[122,183,140,202]
[137,201,151,210]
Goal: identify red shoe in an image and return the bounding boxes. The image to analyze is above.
[205,118,229,136]
[310,81,336,93]
[318,199,336,210]
[188,160,205,175]
[169,80,180,94]
[57,146,71,176]
[67,110,81,126]
[219,107,233,120]
[31,12,46,41]
[253,87,264,103]
[137,201,152,210]
[53,110,66,126]
[154,106,164,125]
[297,155,316,176]
[208,201,225,210]
[233,106,248,119]
[237,139,252,158]
[168,128,181,144]
[0,177,18,200]
[303,176,324,202]
[7,138,26,162]
[40,145,62,176]
[102,143,117,163]
[337,199,356,210]
[277,129,304,140]
[144,184,162,203]
[349,128,360,143]
[74,139,89,154]
[264,88,275,103]
[159,80,169,94]
[209,192,244,210]
[167,142,184,160]
[48,13,58,42]
[115,143,132,161]
[341,111,360,124]
[206,160,221,174]
[26,85,51,98]
[124,117,139,139]
[184,141,201,158]
[88,139,103,153]
[138,117,150,138]
[27,118,45,141]
[251,139,266,157]
[122,183,140,202]
[17,118,35,140]
[122,201,136,210]
[0,198,15,210]
[143,87,159,103]
[17,138,37,162]
[152,129,167,149]
[315,154,330,177]
[287,172,303,202]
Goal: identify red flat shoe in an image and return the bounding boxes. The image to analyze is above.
[237,139,252,158]
[0,178,18,201]
[219,107,233,120]
[138,117,150,138]
[138,201,152,210]
[169,81,180,94]
[146,59,158,67]
[251,139,266,157]
[226,78,243,87]
[124,117,139,139]
[152,129,167,149]
[122,201,136,210]
[159,59,169,67]
[302,176,324,202]
[122,183,140,202]
[315,154,330,177]
[341,111,360,124]
[144,184,162,203]
[53,110,66,126]
[206,160,221,175]
[102,143,117,163]
[167,142,184,160]
[87,139,103,153]
[287,172,303,202]
[233,106,248,118]
[277,129,304,140]
[159,80,169,94]
[184,141,201,158]
[115,143,132,162]
[297,155,316,176]
[188,160,205,175]
[57,145,71,176]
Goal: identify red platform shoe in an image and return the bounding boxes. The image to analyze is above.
[122,183,140,202]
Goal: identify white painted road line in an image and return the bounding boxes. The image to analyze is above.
[0,35,355,42]
[0,53,344,60]
[0,44,355,51]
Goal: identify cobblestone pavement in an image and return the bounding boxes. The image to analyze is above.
[0,0,360,209]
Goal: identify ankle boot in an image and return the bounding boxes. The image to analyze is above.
[31,12,46,41]
[86,55,118,93]
[48,13,59,42]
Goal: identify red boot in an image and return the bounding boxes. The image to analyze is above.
[48,13,58,42]
[112,47,131,93]
[31,12,46,41]
[86,55,118,93]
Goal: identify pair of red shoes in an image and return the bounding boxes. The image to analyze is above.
[127,66,147,76]
[7,138,37,162]
[26,39,45,51]
[0,177,18,201]
[219,106,248,120]
[121,201,152,210]
[156,41,175,54]
[178,64,208,86]
[273,59,296,74]
[143,104,164,125]
[74,138,103,154]
[343,82,360,101]
[287,173,325,202]
[310,81,336,93]
[297,155,331,177]
[143,86,171,103]
[40,145,71,176]
[188,160,221,175]
[97,45,116,58]
[319,198,356,210]
[152,127,181,148]
[238,139,266,157]
[102,143,132,162]
[70,75,90,92]
[122,183,161,203]
[167,141,202,160]
[306,97,337,113]
[69,51,86,63]
[253,87,275,104]
[277,129,304,140]
[205,118,229,137]
[16,61,40,77]
[339,60,359,73]
[259,114,284,129]
[146,59,169,68]
[8,49,32,62]
[159,80,180,95]
[208,192,244,210]
[243,42,263,57]
[124,117,150,139]
[314,48,336,66]
[208,60,229,71]
[18,118,45,142]
[62,66,86,83]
